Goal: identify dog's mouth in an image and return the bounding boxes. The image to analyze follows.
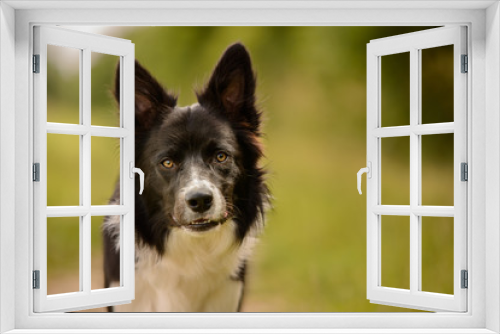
[181,212,231,232]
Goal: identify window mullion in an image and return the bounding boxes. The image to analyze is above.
[81,47,92,294]
[409,48,420,294]
[416,48,423,293]
[76,47,83,294]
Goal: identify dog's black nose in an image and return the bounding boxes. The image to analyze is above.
[186,190,213,213]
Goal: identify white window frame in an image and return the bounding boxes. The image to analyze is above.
[366,26,468,312]
[0,1,499,333]
[33,26,136,313]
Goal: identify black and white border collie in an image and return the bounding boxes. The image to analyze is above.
[103,43,269,312]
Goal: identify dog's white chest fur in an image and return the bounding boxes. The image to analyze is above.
[114,220,255,312]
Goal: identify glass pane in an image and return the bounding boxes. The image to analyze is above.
[381,136,410,205]
[381,215,410,290]
[47,134,80,206]
[47,45,80,124]
[421,217,454,294]
[381,52,410,127]
[47,217,80,295]
[91,215,120,290]
[421,134,454,206]
[91,137,120,206]
[92,52,120,127]
[421,45,454,124]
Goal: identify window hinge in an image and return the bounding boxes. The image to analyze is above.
[461,270,468,289]
[33,270,40,289]
[461,162,468,182]
[33,54,40,73]
[461,54,468,73]
[33,163,40,182]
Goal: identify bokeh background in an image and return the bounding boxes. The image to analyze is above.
[46,26,455,312]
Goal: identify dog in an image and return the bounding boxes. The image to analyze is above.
[102,43,269,312]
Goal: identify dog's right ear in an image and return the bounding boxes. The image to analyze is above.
[114,60,177,131]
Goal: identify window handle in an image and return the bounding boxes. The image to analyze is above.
[357,162,372,195]
[129,162,145,195]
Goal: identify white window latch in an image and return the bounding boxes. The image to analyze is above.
[129,162,145,195]
[357,162,372,195]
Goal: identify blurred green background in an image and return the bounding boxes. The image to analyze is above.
[46,26,455,312]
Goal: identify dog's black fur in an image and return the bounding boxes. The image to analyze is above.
[103,43,268,312]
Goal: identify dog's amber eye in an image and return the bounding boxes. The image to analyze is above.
[215,152,228,163]
[161,158,174,169]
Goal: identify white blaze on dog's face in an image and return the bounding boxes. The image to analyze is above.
[177,161,227,231]
[165,105,241,233]
[140,103,243,234]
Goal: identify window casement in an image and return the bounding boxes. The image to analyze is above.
[32,26,137,312]
[364,26,468,312]
[2,2,498,334]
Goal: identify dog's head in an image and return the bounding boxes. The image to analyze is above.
[115,43,268,252]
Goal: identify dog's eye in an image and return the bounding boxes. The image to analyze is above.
[215,152,228,163]
[161,158,175,169]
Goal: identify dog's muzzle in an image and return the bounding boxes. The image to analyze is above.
[176,184,230,232]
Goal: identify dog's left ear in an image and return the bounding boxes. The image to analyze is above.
[197,43,260,133]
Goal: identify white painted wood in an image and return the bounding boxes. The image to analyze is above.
[82,47,92,297]
[366,26,467,312]
[369,286,460,312]
[46,123,130,137]
[0,2,17,333]
[3,0,497,10]
[1,329,498,334]
[32,24,49,314]
[412,206,456,217]
[7,5,490,333]
[121,46,135,293]
[46,206,130,217]
[33,26,131,56]
[369,26,468,57]
[371,206,455,217]
[366,36,380,312]
[78,46,85,294]
[372,123,454,137]
[485,3,500,332]
[412,123,455,135]
[409,48,419,296]
[453,25,469,314]
[33,26,135,313]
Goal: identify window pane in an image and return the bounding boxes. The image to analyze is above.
[91,215,120,290]
[421,45,454,124]
[92,52,120,127]
[47,134,80,206]
[421,134,454,206]
[421,217,454,294]
[381,215,410,290]
[47,217,80,295]
[47,45,80,124]
[381,136,410,205]
[381,52,410,127]
[91,137,120,206]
